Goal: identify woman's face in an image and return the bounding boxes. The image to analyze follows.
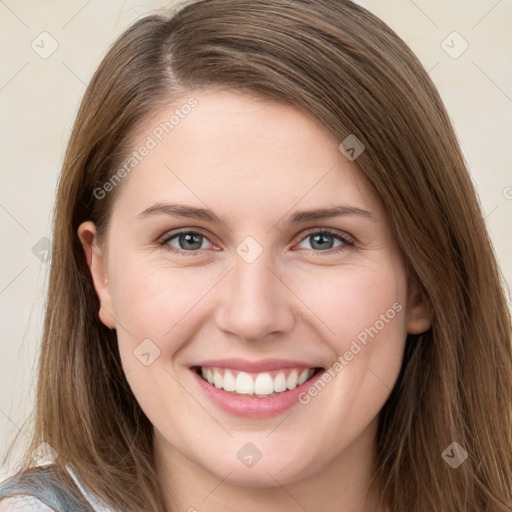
[79,89,430,488]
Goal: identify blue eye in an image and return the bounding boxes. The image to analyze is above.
[296,229,353,254]
[158,228,354,257]
[160,231,214,256]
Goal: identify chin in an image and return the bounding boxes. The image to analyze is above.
[202,450,319,488]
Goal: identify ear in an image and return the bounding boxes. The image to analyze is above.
[406,279,432,334]
[77,221,116,329]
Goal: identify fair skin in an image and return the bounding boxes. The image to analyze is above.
[78,89,431,512]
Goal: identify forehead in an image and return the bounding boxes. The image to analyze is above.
[110,89,382,220]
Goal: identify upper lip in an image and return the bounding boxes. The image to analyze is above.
[192,358,322,373]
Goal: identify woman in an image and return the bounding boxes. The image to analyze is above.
[1,0,511,511]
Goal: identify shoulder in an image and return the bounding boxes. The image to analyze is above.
[0,465,81,511]
[0,464,117,512]
[0,495,55,511]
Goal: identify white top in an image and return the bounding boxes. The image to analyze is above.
[0,495,54,511]
[0,463,117,512]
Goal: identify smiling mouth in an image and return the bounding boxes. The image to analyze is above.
[193,366,323,398]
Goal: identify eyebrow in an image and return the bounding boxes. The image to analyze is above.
[135,202,374,224]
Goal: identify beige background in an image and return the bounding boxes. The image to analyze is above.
[1,0,511,480]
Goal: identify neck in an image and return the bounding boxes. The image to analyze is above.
[153,418,389,512]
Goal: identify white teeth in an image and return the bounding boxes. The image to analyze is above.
[286,369,299,390]
[235,372,255,394]
[200,367,316,396]
[254,373,274,395]
[213,369,223,388]
[223,370,236,391]
[274,372,287,392]
[297,368,310,386]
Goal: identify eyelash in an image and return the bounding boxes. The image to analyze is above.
[157,228,355,257]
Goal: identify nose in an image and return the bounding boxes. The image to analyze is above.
[214,249,296,343]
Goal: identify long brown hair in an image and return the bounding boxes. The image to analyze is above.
[4,1,511,510]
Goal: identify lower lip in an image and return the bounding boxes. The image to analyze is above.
[191,368,324,418]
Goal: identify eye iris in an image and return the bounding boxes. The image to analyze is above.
[178,233,202,250]
[310,233,334,250]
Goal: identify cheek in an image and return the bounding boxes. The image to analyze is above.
[109,256,209,335]
[294,263,408,346]
[107,260,200,427]
[287,266,408,457]
[292,262,409,409]
[108,258,225,384]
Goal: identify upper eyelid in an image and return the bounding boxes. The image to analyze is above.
[158,228,216,245]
